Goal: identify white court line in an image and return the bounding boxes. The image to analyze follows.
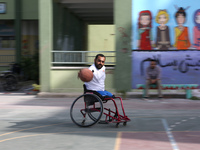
[162,119,180,150]
[114,132,122,150]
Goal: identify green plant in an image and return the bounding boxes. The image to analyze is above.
[20,53,39,84]
[117,90,127,99]
[190,96,200,100]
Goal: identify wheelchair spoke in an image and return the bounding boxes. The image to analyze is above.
[70,94,103,127]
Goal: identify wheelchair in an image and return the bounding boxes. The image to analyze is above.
[70,85,131,127]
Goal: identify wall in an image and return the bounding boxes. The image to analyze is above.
[21,0,38,19]
[0,0,38,67]
[53,3,86,51]
[0,0,15,19]
[50,68,114,93]
[39,0,52,92]
[0,0,38,19]
[88,25,115,51]
[22,21,38,55]
[87,25,116,64]
[0,0,15,67]
[114,0,132,92]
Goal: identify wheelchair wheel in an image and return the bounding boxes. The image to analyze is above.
[70,94,103,127]
[2,74,19,91]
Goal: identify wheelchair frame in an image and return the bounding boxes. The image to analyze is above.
[70,85,131,127]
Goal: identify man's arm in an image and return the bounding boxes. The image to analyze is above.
[151,67,161,83]
[146,67,150,80]
[156,66,161,80]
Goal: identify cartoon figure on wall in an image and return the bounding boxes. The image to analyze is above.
[155,10,171,50]
[193,9,200,50]
[137,10,153,50]
[174,6,191,50]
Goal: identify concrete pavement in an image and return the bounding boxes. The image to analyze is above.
[0,94,200,150]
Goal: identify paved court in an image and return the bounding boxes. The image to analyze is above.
[0,94,200,150]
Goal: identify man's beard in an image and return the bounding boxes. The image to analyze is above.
[95,63,103,69]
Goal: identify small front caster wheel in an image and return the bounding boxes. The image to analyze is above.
[123,122,127,126]
[116,123,119,128]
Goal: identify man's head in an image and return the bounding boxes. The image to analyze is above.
[94,54,106,69]
[150,60,156,69]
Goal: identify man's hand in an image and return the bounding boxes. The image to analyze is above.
[151,79,156,84]
[77,70,81,79]
[150,79,160,84]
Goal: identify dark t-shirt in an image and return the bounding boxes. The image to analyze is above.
[146,66,161,79]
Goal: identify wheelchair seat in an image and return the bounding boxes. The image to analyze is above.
[83,84,114,101]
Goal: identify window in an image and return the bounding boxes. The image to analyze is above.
[0,20,15,49]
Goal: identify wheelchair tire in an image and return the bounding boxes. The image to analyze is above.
[70,94,103,127]
[2,74,19,91]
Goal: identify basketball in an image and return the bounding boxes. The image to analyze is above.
[78,68,93,82]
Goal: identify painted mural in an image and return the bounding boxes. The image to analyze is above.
[132,0,200,88]
[132,0,200,50]
[132,51,200,88]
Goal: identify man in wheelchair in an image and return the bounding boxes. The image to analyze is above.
[71,54,130,127]
[84,54,114,98]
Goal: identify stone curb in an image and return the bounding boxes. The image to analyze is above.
[37,92,188,99]
[37,92,82,98]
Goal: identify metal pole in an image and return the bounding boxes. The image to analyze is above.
[15,0,22,63]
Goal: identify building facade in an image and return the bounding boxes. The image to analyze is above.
[0,0,132,93]
[0,0,38,69]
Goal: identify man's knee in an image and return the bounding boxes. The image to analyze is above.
[146,79,151,84]
[157,79,161,84]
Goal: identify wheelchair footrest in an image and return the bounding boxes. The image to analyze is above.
[98,120,109,124]
[85,107,101,112]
